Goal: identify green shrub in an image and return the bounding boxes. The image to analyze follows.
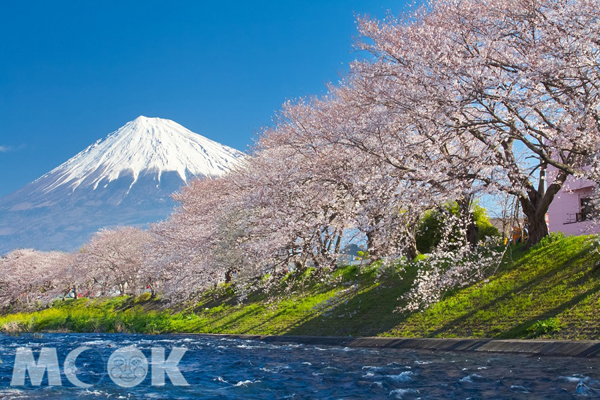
[416,202,499,253]
[473,207,500,242]
[528,317,560,337]
[135,292,152,303]
[356,250,369,260]
[301,267,317,279]
[533,232,567,249]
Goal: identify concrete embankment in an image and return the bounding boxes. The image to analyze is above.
[198,334,600,358]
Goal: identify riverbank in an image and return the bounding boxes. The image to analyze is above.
[196,334,600,358]
[1,235,599,340]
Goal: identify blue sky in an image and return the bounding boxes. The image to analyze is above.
[0,0,413,197]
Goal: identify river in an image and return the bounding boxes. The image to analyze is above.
[0,333,597,399]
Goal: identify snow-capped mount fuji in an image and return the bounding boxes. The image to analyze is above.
[34,116,243,196]
[0,116,245,254]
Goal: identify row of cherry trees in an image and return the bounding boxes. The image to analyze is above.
[0,228,151,308]
[159,0,599,305]
[1,0,598,309]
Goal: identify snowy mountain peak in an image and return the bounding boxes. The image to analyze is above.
[35,116,245,194]
[0,117,245,253]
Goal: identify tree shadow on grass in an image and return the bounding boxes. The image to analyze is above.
[237,308,308,335]
[177,241,598,339]
[283,279,413,337]
[496,283,600,339]
[114,297,169,312]
[422,247,593,338]
[284,243,599,339]
[195,306,268,333]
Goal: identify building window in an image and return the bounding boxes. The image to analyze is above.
[578,197,595,222]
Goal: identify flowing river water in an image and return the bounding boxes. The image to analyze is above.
[0,333,598,399]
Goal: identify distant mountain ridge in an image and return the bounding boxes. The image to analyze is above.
[0,116,245,254]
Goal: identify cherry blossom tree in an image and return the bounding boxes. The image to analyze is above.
[263,92,466,259]
[351,0,600,246]
[77,227,151,296]
[146,176,239,302]
[0,249,74,308]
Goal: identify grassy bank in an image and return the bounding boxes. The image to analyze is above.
[2,235,599,339]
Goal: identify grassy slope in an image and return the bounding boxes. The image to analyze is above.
[1,235,599,339]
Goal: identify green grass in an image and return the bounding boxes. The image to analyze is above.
[387,235,600,339]
[1,235,599,339]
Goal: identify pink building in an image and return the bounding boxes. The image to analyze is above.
[547,166,598,235]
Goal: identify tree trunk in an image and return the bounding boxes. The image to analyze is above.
[519,203,548,248]
[525,212,549,246]
[520,168,567,247]
[366,230,379,260]
[457,196,478,248]
[466,223,479,248]
[404,240,418,260]
[334,231,342,255]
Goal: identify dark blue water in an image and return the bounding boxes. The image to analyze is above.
[0,333,598,399]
